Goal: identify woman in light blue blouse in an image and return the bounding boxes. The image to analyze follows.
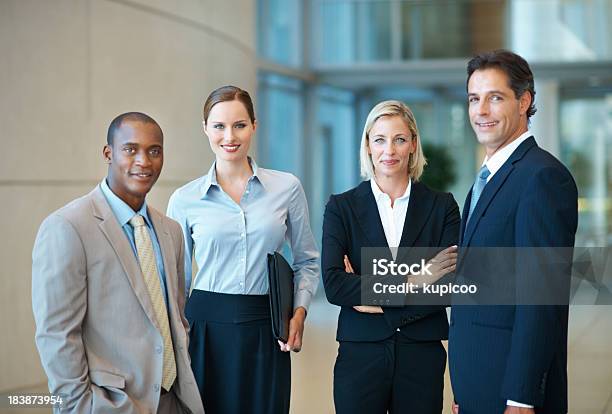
[166,85,320,414]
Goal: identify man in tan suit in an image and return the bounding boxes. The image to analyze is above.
[32,112,204,413]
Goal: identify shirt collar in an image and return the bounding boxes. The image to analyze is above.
[199,163,218,198]
[200,157,264,199]
[100,178,151,227]
[249,158,265,189]
[370,177,412,202]
[483,130,532,177]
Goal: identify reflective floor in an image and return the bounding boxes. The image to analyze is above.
[6,302,610,414]
[291,298,612,414]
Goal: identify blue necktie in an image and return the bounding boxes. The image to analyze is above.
[467,165,491,224]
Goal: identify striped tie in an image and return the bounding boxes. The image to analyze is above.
[130,215,176,391]
[467,165,491,224]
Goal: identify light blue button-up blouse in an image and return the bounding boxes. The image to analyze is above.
[167,159,320,311]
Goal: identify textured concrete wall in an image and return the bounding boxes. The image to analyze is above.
[0,0,256,391]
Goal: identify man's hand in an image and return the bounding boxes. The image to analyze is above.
[451,402,459,414]
[353,305,384,313]
[343,255,384,314]
[343,255,355,274]
[278,307,306,352]
[412,245,458,286]
[504,406,535,414]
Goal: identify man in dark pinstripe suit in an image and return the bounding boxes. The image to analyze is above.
[448,50,578,414]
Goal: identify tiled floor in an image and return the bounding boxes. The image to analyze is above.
[291,298,612,414]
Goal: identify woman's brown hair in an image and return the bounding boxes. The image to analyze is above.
[202,85,256,124]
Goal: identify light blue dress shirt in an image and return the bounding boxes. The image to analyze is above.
[167,159,320,311]
[100,179,169,308]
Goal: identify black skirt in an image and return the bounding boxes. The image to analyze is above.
[185,289,291,414]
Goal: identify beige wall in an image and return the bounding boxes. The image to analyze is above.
[0,0,256,391]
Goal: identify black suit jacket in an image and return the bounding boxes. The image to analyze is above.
[322,180,460,342]
[449,137,578,414]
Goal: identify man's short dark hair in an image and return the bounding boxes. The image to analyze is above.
[467,49,537,119]
[106,112,163,145]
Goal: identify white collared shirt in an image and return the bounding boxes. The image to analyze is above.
[370,178,411,259]
[482,130,533,182]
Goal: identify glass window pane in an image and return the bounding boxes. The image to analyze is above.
[401,1,470,59]
[257,0,302,67]
[317,1,355,64]
[355,1,391,61]
[560,95,612,245]
[401,0,505,59]
[310,86,356,243]
[512,0,612,61]
[257,74,304,178]
[315,0,391,63]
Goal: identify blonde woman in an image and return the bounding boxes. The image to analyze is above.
[322,100,459,413]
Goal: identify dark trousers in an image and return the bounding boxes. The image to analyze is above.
[334,333,446,414]
[186,290,291,414]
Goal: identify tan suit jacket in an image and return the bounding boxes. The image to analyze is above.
[32,186,204,414]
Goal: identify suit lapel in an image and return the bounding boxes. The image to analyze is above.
[462,165,514,246]
[353,181,390,252]
[398,182,433,247]
[90,187,160,331]
[462,137,537,246]
[459,189,472,246]
[352,180,434,263]
[149,210,186,352]
[148,208,178,320]
[395,182,434,264]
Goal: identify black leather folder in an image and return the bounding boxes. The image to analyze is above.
[267,252,294,343]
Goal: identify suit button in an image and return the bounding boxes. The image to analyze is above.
[156,346,163,354]
[154,384,160,392]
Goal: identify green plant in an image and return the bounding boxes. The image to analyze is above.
[420,143,456,191]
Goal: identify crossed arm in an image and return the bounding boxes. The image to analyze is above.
[322,193,460,326]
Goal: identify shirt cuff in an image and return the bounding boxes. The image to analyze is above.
[507,400,534,408]
[293,289,312,314]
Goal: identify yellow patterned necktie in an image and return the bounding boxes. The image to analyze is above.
[129,214,177,391]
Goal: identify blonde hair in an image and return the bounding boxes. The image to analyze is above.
[359,100,427,181]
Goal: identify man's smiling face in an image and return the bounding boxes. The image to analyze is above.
[468,67,531,157]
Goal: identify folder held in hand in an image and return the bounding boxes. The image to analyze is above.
[267,252,294,343]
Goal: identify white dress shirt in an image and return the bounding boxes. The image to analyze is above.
[483,130,532,183]
[481,130,534,409]
[370,178,412,260]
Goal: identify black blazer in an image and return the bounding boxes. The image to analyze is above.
[322,180,460,342]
